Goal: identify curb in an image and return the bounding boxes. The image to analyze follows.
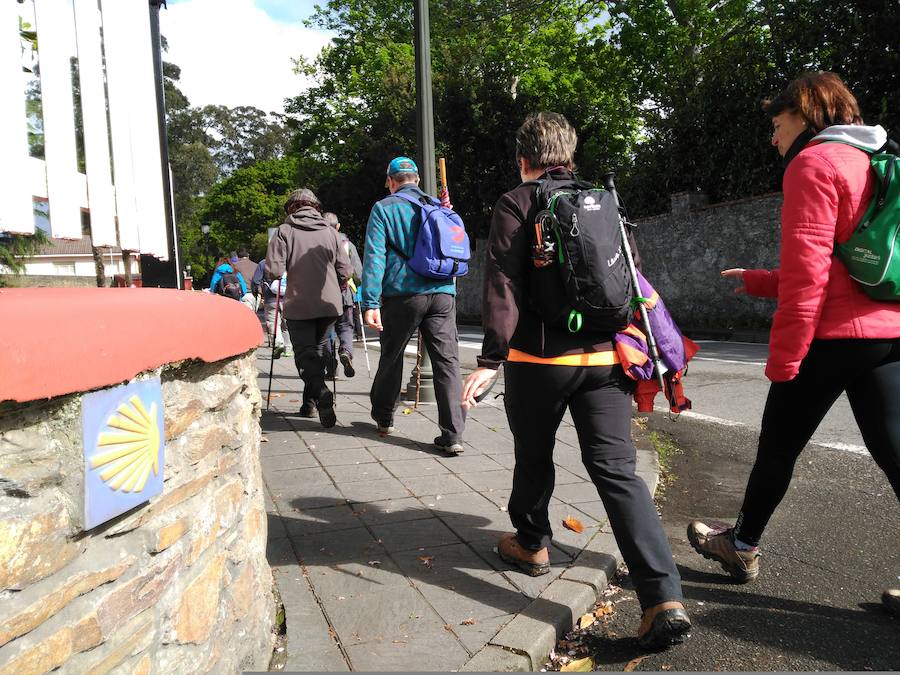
[460,447,660,672]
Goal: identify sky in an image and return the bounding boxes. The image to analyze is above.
[161,0,333,114]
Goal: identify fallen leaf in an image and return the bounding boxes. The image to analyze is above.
[418,556,434,568]
[260,436,269,443]
[562,516,585,533]
[443,624,453,631]
[402,407,413,415]
[624,656,647,672]
[577,613,595,630]
[561,657,594,672]
[661,665,672,671]
[594,601,614,617]
[392,639,407,644]
[367,560,381,567]
[267,393,283,400]
[460,617,476,626]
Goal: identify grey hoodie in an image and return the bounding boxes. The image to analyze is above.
[814,124,888,152]
[265,206,352,321]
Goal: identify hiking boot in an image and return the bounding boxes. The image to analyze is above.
[339,349,355,378]
[273,345,285,359]
[283,349,293,358]
[371,414,394,435]
[317,390,336,429]
[298,401,316,418]
[883,589,900,618]
[637,602,692,651]
[434,436,464,456]
[497,532,550,576]
[687,521,760,583]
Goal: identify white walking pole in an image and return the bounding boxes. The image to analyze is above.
[357,302,371,375]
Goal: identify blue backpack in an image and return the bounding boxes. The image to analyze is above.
[390,191,470,279]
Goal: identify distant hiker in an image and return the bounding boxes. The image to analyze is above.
[209,256,248,302]
[686,72,900,617]
[360,156,466,455]
[252,258,292,358]
[265,188,352,428]
[462,112,691,650]
[323,211,362,378]
[232,246,259,310]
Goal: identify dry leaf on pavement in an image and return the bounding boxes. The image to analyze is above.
[577,613,595,630]
[460,617,476,626]
[419,556,434,568]
[594,601,614,617]
[560,656,594,672]
[267,393,283,400]
[260,436,269,443]
[562,516,585,533]
[402,407,414,415]
[624,656,647,672]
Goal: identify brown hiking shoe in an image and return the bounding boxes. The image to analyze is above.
[883,589,900,618]
[687,520,759,583]
[497,532,550,576]
[638,601,691,650]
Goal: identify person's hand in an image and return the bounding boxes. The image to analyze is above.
[721,268,748,295]
[364,308,383,331]
[462,367,498,410]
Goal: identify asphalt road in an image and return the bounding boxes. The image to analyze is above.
[578,413,900,671]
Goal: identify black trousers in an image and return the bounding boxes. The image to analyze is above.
[286,317,338,407]
[736,338,900,545]
[504,361,683,609]
[324,305,355,360]
[370,293,465,443]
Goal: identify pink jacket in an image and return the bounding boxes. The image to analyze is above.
[744,126,900,382]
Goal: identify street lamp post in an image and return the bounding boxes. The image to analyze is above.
[405,0,437,403]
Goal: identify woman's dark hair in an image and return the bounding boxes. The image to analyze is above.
[763,72,862,132]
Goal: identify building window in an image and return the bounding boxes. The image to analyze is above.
[54,262,76,275]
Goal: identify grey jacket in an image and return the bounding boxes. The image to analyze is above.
[265,207,352,320]
[339,234,363,307]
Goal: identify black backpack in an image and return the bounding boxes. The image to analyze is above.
[215,272,243,301]
[527,177,634,334]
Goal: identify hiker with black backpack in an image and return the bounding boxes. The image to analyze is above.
[685,72,900,618]
[461,112,691,649]
[360,156,468,455]
[209,256,249,302]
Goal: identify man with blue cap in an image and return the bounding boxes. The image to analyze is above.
[360,156,466,455]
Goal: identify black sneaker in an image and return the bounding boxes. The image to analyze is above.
[434,436,464,456]
[317,390,336,429]
[339,349,355,378]
[298,401,316,418]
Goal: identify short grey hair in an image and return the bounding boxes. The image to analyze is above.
[515,112,577,170]
[322,212,340,228]
[390,172,418,185]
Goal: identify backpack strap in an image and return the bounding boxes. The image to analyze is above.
[384,190,439,259]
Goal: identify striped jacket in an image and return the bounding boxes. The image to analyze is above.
[360,184,456,308]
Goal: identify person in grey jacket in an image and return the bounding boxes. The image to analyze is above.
[266,188,352,427]
[322,211,362,378]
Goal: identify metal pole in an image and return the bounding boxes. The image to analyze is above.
[147,0,181,288]
[406,0,437,403]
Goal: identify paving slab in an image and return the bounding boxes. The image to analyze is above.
[258,347,660,671]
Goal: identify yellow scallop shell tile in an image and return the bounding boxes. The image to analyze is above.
[91,395,161,493]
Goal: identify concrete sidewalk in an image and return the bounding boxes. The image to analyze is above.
[258,341,660,671]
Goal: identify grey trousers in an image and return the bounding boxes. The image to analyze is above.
[370,293,465,444]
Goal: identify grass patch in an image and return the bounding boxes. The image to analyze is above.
[649,430,682,492]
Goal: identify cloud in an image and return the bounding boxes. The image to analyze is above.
[160,0,332,114]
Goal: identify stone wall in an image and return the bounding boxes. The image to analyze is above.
[0,275,106,288]
[0,353,273,674]
[455,192,783,334]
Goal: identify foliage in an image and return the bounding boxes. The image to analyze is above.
[0,229,49,279]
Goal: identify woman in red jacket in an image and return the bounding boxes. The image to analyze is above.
[687,72,900,615]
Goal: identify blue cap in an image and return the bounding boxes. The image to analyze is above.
[387,156,418,176]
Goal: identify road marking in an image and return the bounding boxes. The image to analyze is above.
[656,408,746,427]
[814,441,869,455]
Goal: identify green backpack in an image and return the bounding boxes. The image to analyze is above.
[833,143,900,301]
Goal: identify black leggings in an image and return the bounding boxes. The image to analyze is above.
[504,362,683,609]
[735,338,900,546]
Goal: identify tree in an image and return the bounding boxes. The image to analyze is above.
[0,230,49,283]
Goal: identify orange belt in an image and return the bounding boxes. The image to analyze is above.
[507,348,619,366]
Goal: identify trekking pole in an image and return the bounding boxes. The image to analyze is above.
[265,279,282,412]
[414,331,422,409]
[602,172,667,395]
[357,302,371,375]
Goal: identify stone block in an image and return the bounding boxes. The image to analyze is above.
[152,518,189,553]
[0,495,81,592]
[173,554,225,644]
[96,553,182,637]
[105,472,215,536]
[163,397,203,441]
[81,613,154,675]
[188,423,241,465]
[0,624,73,675]
[0,558,133,647]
